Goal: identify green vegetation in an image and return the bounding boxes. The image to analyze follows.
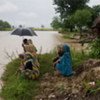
[50,16,62,30]
[0,20,11,31]
[1,50,89,100]
[1,59,39,100]
[89,39,100,58]
[32,28,54,31]
[73,9,92,35]
[1,53,55,100]
[51,0,100,36]
[83,80,100,95]
[71,50,89,69]
[53,0,89,18]
[52,0,90,31]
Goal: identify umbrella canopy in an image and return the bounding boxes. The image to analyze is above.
[11,28,37,36]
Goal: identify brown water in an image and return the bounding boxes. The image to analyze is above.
[0,31,60,90]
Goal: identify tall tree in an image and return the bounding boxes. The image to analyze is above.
[0,20,11,30]
[53,0,90,32]
[53,0,90,18]
[84,5,100,27]
[92,5,100,20]
[51,16,62,29]
[3,21,11,28]
[73,9,92,36]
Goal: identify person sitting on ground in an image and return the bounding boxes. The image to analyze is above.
[19,52,40,80]
[54,44,73,76]
[28,39,37,54]
[53,45,64,69]
[22,38,37,56]
[22,38,29,52]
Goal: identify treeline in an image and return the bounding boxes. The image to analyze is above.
[0,19,11,31]
[51,0,100,33]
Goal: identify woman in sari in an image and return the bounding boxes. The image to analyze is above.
[19,52,40,79]
[55,44,73,76]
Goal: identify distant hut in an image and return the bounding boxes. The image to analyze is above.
[92,16,100,38]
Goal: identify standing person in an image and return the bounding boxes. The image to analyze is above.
[54,44,73,76]
[19,52,40,80]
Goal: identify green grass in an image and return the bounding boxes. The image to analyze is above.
[71,50,89,69]
[1,59,39,100]
[0,28,13,31]
[83,80,100,95]
[1,51,89,100]
[32,28,54,31]
[89,39,100,59]
[1,53,55,100]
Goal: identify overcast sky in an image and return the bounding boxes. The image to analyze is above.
[0,0,100,28]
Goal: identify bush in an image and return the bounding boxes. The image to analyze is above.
[89,39,100,58]
[71,50,89,69]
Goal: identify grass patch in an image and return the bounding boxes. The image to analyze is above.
[83,80,100,95]
[32,28,54,31]
[71,50,89,69]
[1,53,55,100]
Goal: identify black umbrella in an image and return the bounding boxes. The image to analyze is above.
[11,28,37,36]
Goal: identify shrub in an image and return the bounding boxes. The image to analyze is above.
[89,39,100,58]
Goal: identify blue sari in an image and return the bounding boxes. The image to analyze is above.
[56,44,73,76]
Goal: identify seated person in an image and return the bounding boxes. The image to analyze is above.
[19,52,40,80]
[54,44,73,76]
[22,38,29,52]
[28,39,37,52]
[53,45,64,69]
[22,39,37,56]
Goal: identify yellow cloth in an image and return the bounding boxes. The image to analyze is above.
[23,52,40,80]
[24,44,37,53]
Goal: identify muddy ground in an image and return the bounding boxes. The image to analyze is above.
[34,59,100,100]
